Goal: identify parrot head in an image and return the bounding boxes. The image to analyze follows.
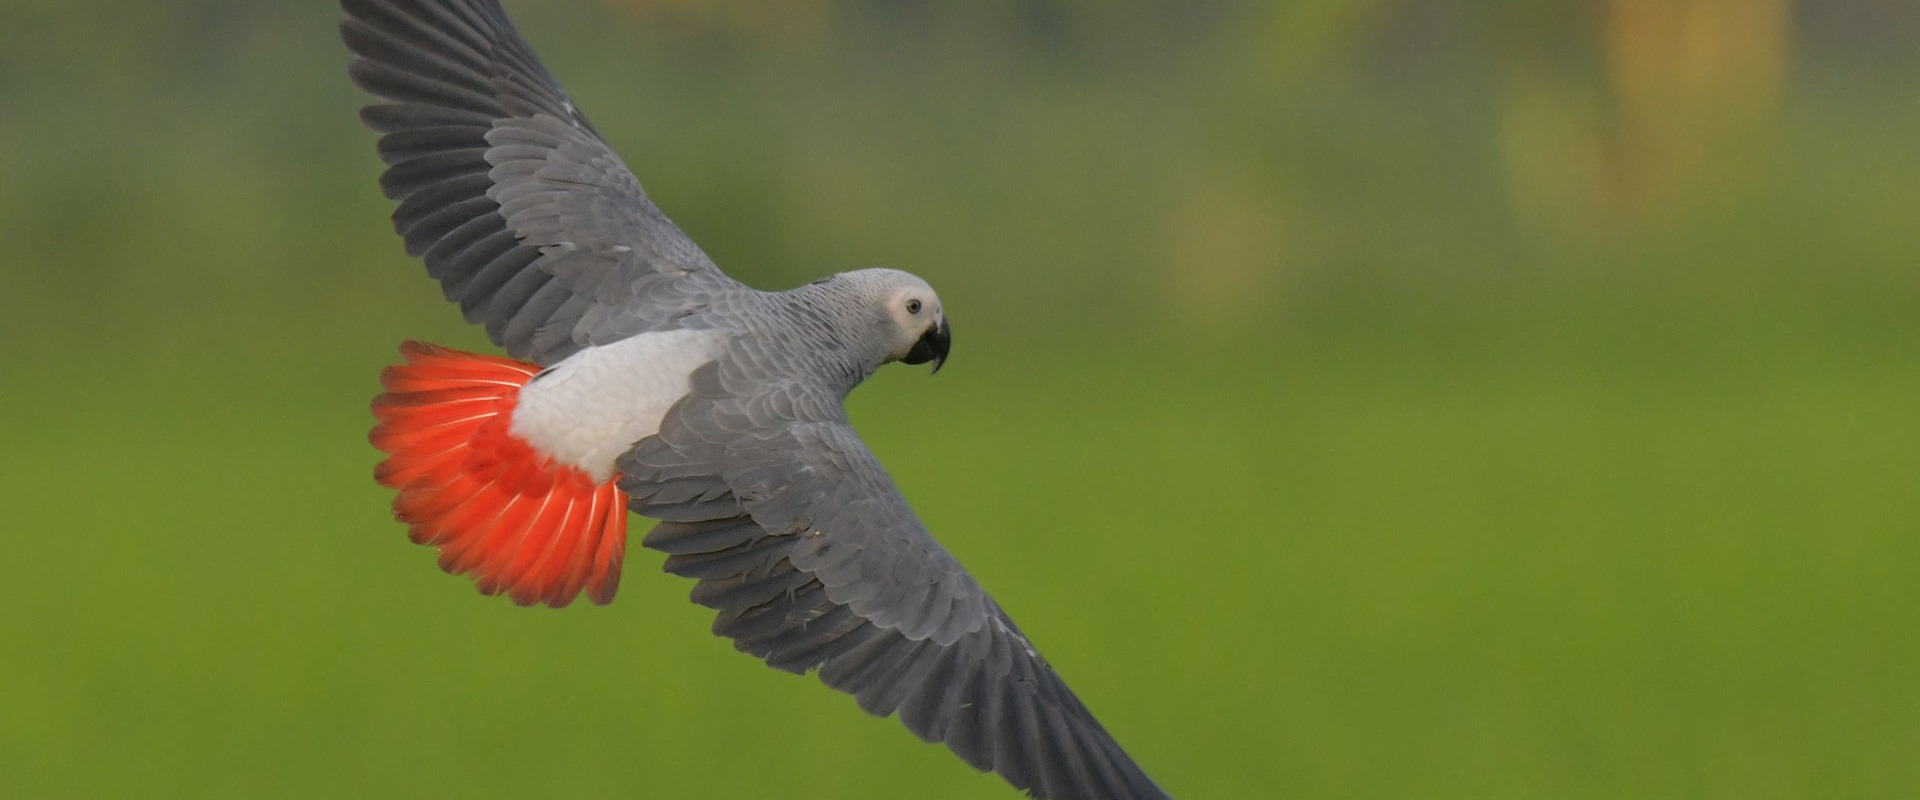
[853,268,950,374]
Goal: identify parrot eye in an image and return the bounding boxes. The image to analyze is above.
[905,299,922,315]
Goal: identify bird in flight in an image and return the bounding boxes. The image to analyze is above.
[341,1,1171,797]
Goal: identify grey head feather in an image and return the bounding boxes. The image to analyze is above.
[753,269,948,391]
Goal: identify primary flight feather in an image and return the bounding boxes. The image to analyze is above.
[341,1,1170,797]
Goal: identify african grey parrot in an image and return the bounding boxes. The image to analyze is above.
[340,1,1172,798]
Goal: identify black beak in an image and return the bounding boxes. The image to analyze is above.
[902,318,951,374]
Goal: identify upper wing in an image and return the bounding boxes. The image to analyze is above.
[616,364,1171,800]
[341,0,741,364]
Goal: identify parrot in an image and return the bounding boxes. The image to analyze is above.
[341,1,1172,797]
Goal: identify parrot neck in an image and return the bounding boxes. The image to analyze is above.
[770,279,894,392]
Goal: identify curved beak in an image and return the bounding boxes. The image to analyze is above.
[902,317,952,374]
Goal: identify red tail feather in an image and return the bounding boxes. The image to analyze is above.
[370,341,627,607]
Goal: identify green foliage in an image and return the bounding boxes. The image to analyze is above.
[1,2,1915,798]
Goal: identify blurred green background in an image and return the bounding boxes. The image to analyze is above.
[2,1,1917,797]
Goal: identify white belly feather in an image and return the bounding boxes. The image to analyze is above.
[509,330,728,483]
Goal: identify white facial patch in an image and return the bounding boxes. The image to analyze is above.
[509,330,729,483]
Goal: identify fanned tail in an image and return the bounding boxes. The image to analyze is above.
[370,341,628,607]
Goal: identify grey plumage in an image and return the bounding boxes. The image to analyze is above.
[343,2,1171,798]
[343,0,740,364]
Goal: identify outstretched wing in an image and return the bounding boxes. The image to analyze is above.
[341,0,741,364]
[617,364,1171,800]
